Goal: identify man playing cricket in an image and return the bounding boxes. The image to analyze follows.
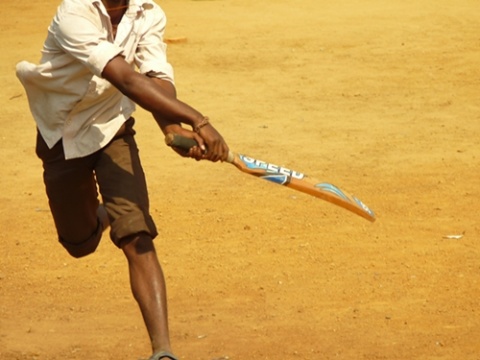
[16,0,229,359]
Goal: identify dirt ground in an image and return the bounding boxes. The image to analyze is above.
[1,0,480,359]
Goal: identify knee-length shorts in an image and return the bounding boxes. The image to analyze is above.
[35,118,158,256]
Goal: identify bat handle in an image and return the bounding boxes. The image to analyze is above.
[165,133,197,149]
[165,133,235,163]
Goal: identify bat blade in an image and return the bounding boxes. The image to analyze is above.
[165,134,375,222]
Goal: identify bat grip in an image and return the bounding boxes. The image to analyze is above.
[165,133,235,163]
[165,133,197,149]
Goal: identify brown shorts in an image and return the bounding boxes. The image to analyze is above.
[36,118,157,256]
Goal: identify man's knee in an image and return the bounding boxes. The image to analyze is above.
[110,210,157,248]
[120,232,155,256]
[59,223,103,258]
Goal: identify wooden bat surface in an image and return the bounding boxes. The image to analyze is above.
[165,134,375,222]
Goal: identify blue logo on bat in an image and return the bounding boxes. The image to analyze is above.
[315,183,350,201]
[352,196,375,217]
[239,155,304,179]
[316,183,375,217]
[262,174,289,185]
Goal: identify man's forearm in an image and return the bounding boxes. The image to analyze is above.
[148,77,185,132]
[125,72,204,127]
[102,56,204,128]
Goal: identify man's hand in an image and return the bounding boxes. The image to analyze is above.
[161,122,206,161]
[146,77,229,162]
[162,121,229,162]
[194,120,229,163]
[102,56,229,161]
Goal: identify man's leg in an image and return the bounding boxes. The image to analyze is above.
[120,233,172,354]
[94,119,174,356]
[36,132,103,258]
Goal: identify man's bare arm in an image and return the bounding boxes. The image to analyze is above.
[102,55,203,128]
[102,55,229,162]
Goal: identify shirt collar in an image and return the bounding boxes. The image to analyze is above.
[92,0,154,17]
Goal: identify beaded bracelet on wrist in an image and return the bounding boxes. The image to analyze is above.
[194,116,210,133]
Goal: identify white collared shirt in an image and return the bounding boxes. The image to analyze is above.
[16,0,174,159]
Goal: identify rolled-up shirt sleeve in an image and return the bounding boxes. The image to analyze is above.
[88,41,125,77]
[134,5,174,82]
[52,2,124,77]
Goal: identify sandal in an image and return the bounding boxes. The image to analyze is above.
[148,351,178,360]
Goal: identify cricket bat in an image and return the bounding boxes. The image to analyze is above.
[165,134,375,222]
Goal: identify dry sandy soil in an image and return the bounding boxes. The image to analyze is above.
[1,0,480,359]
